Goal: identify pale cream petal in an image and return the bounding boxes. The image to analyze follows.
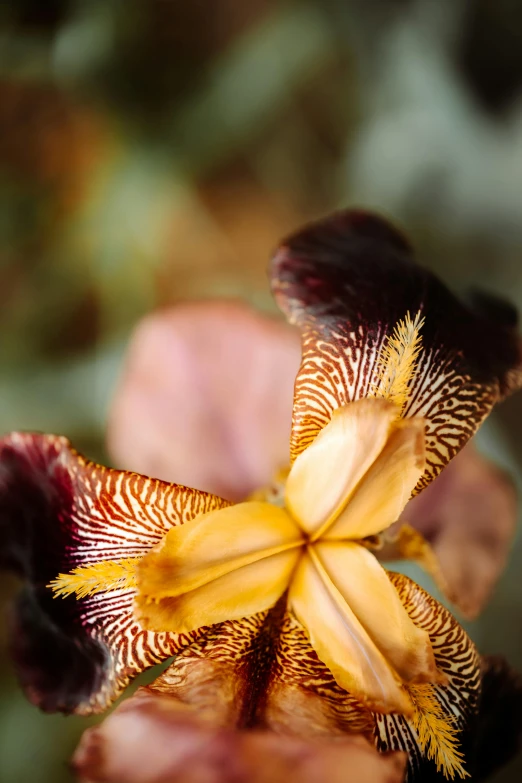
[137,501,303,600]
[325,417,425,540]
[285,399,398,537]
[136,549,301,633]
[314,542,442,685]
[288,549,413,715]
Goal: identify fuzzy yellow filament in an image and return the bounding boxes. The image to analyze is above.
[372,311,425,413]
[50,558,139,598]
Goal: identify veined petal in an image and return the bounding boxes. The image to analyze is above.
[285,399,398,537]
[144,607,374,739]
[137,502,303,600]
[136,549,300,634]
[271,209,522,490]
[0,433,229,714]
[375,572,481,780]
[325,417,425,540]
[314,542,442,685]
[288,549,413,715]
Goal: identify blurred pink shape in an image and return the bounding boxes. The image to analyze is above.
[108,301,301,501]
[403,443,517,618]
[73,689,406,783]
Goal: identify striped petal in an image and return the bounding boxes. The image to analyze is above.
[0,433,229,714]
[375,572,481,780]
[142,608,376,738]
[285,399,398,537]
[131,575,487,782]
[271,209,522,490]
[288,549,413,715]
[325,417,425,540]
[313,542,441,685]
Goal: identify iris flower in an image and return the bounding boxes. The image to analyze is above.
[1,210,522,782]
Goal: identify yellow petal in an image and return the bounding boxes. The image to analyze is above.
[288,549,414,715]
[137,501,303,601]
[325,417,425,540]
[285,399,398,537]
[136,549,300,633]
[314,542,443,685]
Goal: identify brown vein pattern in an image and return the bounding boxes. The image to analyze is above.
[267,612,374,738]
[271,209,522,491]
[150,607,373,737]
[292,325,498,490]
[147,575,478,779]
[374,573,480,779]
[0,426,483,776]
[0,432,231,713]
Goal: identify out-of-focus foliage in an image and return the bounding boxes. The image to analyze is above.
[1,1,522,781]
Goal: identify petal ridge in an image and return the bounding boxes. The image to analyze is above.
[288,549,413,715]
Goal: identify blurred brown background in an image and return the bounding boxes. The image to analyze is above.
[1,0,522,781]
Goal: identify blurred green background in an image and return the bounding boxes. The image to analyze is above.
[1,0,522,781]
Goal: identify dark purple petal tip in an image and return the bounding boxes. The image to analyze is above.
[271,209,522,485]
[0,434,202,714]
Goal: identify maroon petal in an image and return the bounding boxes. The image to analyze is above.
[472,656,522,781]
[0,433,229,714]
[271,209,522,489]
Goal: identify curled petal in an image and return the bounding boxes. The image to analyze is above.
[136,549,301,634]
[313,543,441,687]
[0,433,229,714]
[107,582,492,781]
[325,417,425,540]
[285,399,398,536]
[271,209,522,490]
[136,502,303,599]
[288,549,413,715]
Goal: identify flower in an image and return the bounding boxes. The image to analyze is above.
[1,209,522,782]
[108,301,517,621]
[123,324,439,718]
